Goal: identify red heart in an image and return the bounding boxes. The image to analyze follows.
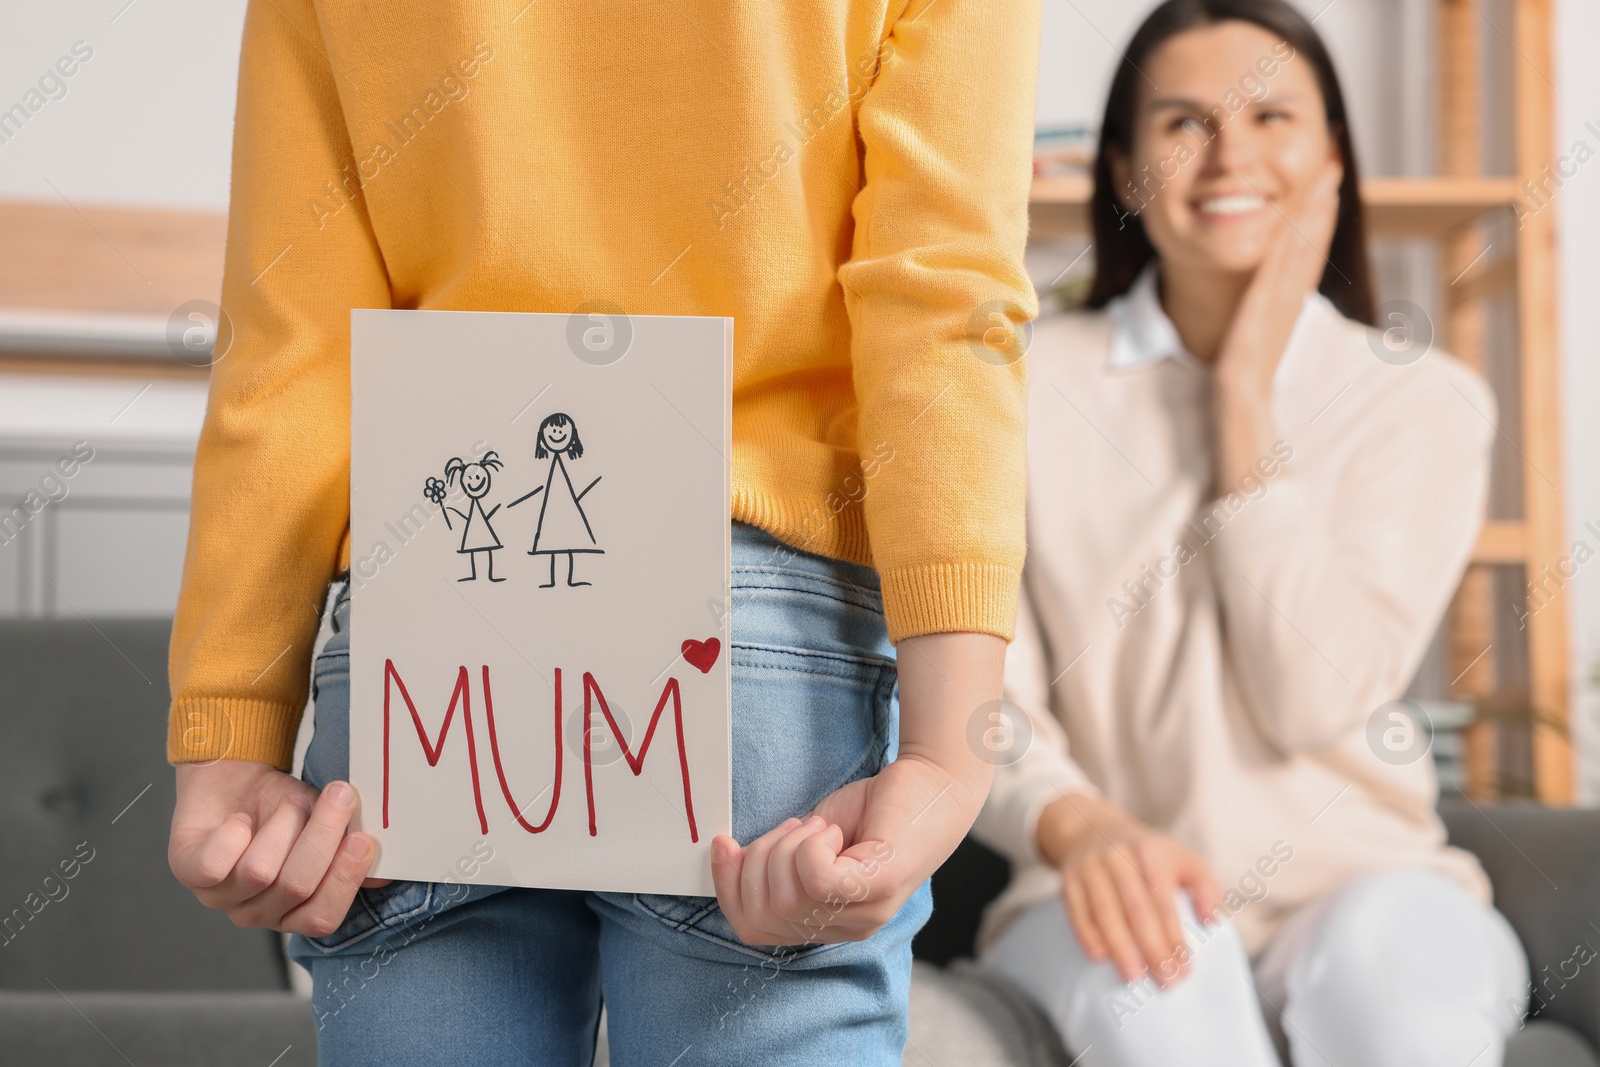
[681,637,720,674]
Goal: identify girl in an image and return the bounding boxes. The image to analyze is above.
[973,2,1527,1065]
[164,0,1038,1063]
[440,451,506,582]
[507,413,602,588]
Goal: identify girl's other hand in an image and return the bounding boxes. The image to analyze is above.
[1036,792,1223,987]
[711,631,1003,948]
[710,757,958,947]
[169,760,388,937]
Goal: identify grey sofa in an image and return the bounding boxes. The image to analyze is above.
[4,618,1599,1066]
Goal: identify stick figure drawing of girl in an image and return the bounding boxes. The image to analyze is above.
[434,451,506,582]
[507,413,602,587]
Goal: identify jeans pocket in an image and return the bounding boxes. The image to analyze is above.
[309,644,347,702]
[302,648,350,795]
[623,891,847,965]
[294,879,437,956]
[725,644,897,840]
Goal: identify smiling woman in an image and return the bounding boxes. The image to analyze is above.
[1086,0,1374,327]
[972,2,1523,1066]
[1111,36,1297,225]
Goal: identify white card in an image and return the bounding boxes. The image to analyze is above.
[349,309,732,896]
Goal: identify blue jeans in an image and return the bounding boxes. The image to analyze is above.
[287,522,932,1066]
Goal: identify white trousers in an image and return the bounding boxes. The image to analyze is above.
[982,868,1529,1067]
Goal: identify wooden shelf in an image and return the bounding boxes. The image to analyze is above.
[0,199,224,374]
[0,174,1525,318]
[0,199,225,318]
[1029,174,1523,242]
[1473,520,1528,565]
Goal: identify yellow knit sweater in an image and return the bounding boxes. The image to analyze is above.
[168,0,1040,769]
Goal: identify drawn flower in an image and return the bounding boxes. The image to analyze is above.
[423,475,448,505]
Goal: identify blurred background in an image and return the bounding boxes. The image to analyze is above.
[1,0,1597,1061]
[3,0,1593,800]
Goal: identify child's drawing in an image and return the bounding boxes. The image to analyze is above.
[425,451,507,582]
[508,413,603,587]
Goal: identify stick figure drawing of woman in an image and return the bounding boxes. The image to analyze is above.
[507,412,603,587]
[432,451,506,582]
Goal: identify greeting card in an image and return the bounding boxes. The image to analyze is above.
[349,308,732,895]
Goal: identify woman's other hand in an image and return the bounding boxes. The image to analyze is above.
[1037,792,1222,987]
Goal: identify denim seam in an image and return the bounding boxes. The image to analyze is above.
[638,896,722,930]
[729,568,878,592]
[313,651,349,680]
[322,650,887,691]
[732,559,883,585]
[313,649,892,683]
[730,561,878,586]
[731,582,883,618]
[303,884,437,955]
[732,644,895,678]
[735,586,883,618]
[628,899,842,964]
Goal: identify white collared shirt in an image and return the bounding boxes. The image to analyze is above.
[1105,262,1333,376]
[1107,263,1198,370]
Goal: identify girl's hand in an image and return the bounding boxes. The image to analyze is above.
[169,760,388,937]
[1037,792,1222,987]
[711,756,960,945]
[711,631,1002,947]
[1213,160,1343,401]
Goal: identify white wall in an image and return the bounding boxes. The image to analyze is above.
[1554,0,1600,799]
[0,0,245,209]
[2,0,1421,207]
[1035,0,1435,176]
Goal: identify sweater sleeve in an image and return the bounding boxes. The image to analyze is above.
[837,0,1040,643]
[1209,361,1496,754]
[971,582,1100,867]
[167,0,392,769]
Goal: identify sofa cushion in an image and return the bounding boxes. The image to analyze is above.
[0,619,290,991]
[0,992,316,1066]
[903,960,1070,1066]
[1508,1022,1600,1067]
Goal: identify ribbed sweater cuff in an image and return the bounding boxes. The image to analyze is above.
[168,697,304,771]
[878,561,1021,644]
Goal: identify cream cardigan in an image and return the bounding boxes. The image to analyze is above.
[973,276,1495,956]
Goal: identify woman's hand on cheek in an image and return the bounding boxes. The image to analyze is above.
[1265,158,1344,308]
[1216,160,1344,400]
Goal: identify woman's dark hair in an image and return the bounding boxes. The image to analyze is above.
[534,412,583,459]
[1085,0,1375,325]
